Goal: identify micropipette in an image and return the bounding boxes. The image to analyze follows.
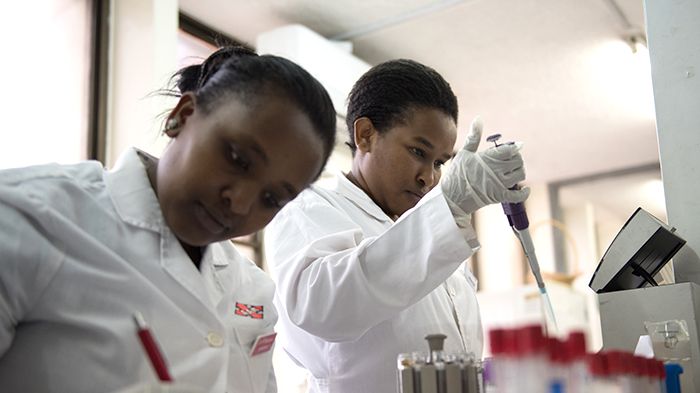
[484,132,559,334]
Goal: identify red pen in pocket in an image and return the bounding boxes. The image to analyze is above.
[133,312,173,382]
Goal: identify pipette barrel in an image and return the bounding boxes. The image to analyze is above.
[501,201,529,230]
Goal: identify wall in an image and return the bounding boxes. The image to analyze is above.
[106,0,179,166]
[645,0,700,284]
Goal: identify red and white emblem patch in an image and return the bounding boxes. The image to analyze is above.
[234,302,264,319]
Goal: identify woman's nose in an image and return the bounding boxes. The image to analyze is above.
[417,166,437,190]
[222,184,256,216]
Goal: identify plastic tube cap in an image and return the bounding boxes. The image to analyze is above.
[604,350,629,375]
[517,324,545,355]
[566,331,587,360]
[488,328,506,355]
[585,353,608,377]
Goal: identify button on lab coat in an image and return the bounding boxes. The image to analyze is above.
[0,149,277,393]
[264,173,483,393]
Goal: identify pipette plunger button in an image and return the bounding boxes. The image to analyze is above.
[486,133,502,147]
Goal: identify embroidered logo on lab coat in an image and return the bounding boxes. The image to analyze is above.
[234,302,264,319]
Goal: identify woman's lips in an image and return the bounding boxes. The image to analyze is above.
[406,191,424,204]
[194,204,226,235]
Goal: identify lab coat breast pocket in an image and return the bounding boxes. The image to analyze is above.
[229,324,275,393]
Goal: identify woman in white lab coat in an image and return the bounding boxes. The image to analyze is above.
[0,46,336,393]
[264,59,530,393]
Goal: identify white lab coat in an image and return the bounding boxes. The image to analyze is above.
[0,148,277,393]
[264,173,483,393]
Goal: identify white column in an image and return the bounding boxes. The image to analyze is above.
[526,183,557,274]
[644,0,700,284]
[106,0,179,166]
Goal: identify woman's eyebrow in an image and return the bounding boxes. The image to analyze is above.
[413,136,452,161]
[413,136,434,149]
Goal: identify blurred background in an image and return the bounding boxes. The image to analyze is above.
[0,1,666,391]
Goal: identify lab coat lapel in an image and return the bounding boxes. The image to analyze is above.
[199,243,235,309]
[159,227,219,312]
[104,148,163,233]
[334,173,392,223]
[104,148,219,314]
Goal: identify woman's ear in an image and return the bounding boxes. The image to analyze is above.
[164,93,197,137]
[353,117,376,153]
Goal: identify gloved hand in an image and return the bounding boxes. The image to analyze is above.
[441,116,530,215]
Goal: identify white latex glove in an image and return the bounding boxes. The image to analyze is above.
[441,116,530,215]
[111,383,205,393]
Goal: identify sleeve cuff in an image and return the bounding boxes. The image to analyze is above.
[444,195,480,250]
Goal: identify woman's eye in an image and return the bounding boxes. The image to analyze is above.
[230,148,250,171]
[434,160,445,169]
[262,191,283,209]
[409,147,425,158]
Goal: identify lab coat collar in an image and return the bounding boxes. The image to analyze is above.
[208,240,231,267]
[104,148,163,233]
[332,172,392,223]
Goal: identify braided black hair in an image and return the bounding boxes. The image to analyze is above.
[166,46,337,168]
[345,59,458,155]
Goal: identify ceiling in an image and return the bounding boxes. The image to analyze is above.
[179,0,659,186]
